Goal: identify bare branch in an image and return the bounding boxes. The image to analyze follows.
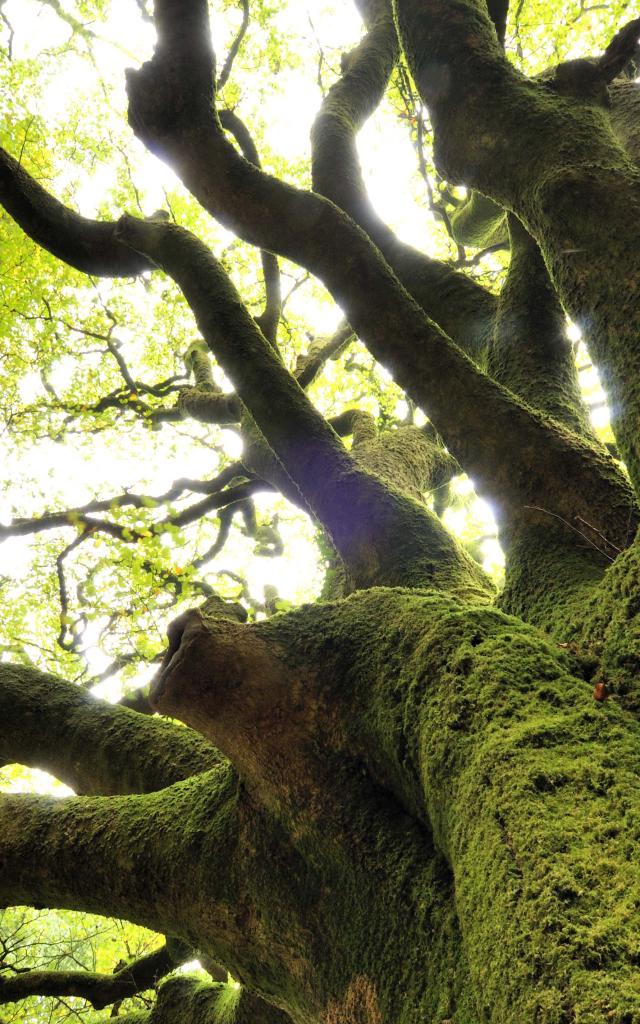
[216,0,250,91]
[0,468,260,542]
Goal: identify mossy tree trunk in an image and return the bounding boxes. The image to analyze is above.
[2,1,640,1022]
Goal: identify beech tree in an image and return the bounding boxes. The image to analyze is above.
[2,0,640,1021]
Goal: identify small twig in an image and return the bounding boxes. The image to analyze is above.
[56,532,92,651]
[523,505,617,561]
[217,0,250,90]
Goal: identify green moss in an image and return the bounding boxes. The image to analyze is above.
[561,538,640,714]
[254,586,640,1020]
[497,520,607,637]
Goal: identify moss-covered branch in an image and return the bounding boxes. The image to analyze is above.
[490,217,593,437]
[83,977,293,1024]
[210,588,640,1021]
[0,664,222,795]
[150,978,292,1024]
[487,217,617,625]
[394,0,640,494]
[0,147,153,277]
[124,11,640,558]
[0,939,190,1009]
[0,769,239,942]
[0,10,632,556]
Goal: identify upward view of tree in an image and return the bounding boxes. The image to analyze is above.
[2,0,640,1020]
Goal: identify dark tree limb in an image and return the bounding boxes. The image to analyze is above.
[486,0,509,46]
[0,663,222,795]
[311,0,495,358]
[489,216,594,439]
[2,3,636,561]
[121,2,640,561]
[394,0,640,496]
[0,147,153,277]
[0,940,190,1010]
[0,476,265,541]
[294,319,354,389]
[216,0,250,91]
[597,17,640,82]
[218,110,281,347]
[116,213,491,596]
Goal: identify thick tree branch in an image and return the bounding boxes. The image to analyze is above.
[0,940,190,1009]
[0,663,222,795]
[122,4,639,557]
[116,214,490,596]
[2,3,635,558]
[486,0,509,46]
[0,770,240,944]
[394,0,640,494]
[0,148,153,277]
[489,216,594,438]
[311,0,495,358]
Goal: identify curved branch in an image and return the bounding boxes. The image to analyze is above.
[0,940,190,1010]
[490,216,594,438]
[0,148,153,277]
[121,7,639,558]
[219,109,281,347]
[294,320,354,389]
[151,977,293,1024]
[3,4,635,555]
[102,977,293,1024]
[310,0,495,357]
[116,213,491,596]
[0,663,222,795]
[0,769,239,942]
[394,0,640,494]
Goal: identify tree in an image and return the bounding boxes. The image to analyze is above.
[1,0,640,1020]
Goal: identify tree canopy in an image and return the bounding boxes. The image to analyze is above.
[1,0,640,1022]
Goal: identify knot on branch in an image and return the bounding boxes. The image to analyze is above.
[150,606,337,809]
[126,56,213,151]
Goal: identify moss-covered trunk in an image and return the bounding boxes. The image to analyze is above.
[134,570,640,1024]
